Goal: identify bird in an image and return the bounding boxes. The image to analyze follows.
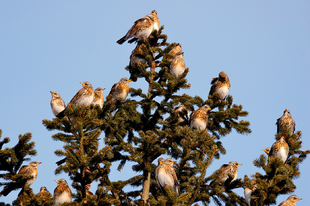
[170,52,186,79]
[69,81,94,106]
[92,87,105,108]
[209,71,231,100]
[117,10,159,44]
[269,136,289,163]
[155,158,180,196]
[174,104,190,123]
[276,109,295,135]
[244,180,257,206]
[212,161,242,185]
[37,186,53,199]
[167,43,182,62]
[278,195,301,206]
[190,105,211,130]
[53,179,72,206]
[262,147,271,156]
[129,43,147,66]
[50,91,66,117]
[157,157,164,166]
[109,78,132,101]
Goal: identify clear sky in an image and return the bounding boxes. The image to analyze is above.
[0,1,309,205]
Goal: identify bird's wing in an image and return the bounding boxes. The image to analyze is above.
[276,117,281,133]
[109,83,118,96]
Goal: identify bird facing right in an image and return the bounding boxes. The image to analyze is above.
[53,179,72,206]
[190,105,211,130]
[69,81,95,106]
[212,161,242,185]
[50,91,66,117]
[209,71,231,100]
[269,136,289,163]
[170,52,186,80]
[155,158,180,196]
[276,109,295,136]
[92,87,105,108]
[278,195,301,206]
[109,78,132,101]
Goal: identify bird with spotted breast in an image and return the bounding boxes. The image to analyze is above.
[69,81,95,106]
[117,10,159,44]
[174,104,190,124]
[155,158,180,196]
[109,78,132,101]
[53,179,72,206]
[170,52,186,80]
[130,43,147,66]
[92,87,105,108]
[37,186,53,199]
[244,179,257,206]
[262,147,271,156]
[190,105,211,130]
[167,43,182,63]
[278,195,301,206]
[269,136,289,163]
[50,91,66,117]
[276,109,295,135]
[209,71,231,100]
[211,161,242,185]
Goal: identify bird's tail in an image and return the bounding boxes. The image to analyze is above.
[117,36,126,44]
[128,37,138,44]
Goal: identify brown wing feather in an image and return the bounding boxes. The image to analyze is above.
[109,83,118,96]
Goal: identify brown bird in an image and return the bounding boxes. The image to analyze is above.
[269,136,289,163]
[244,180,257,206]
[278,195,301,206]
[212,161,242,185]
[209,71,231,100]
[53,179,72,206]
[117,10,159,44]
[155,158,180,196]
[129,43,147,66]
[69,81,95,106]
[109,78,132,101]
[37,186,53,199]
[167,43,182,62]
[190,105,211,130]
[50,91,66,117]
[262,147,271,156]
[174,104,190,123]
[170,52,186,79]
[276,109,295,135]
[92,87,105,108]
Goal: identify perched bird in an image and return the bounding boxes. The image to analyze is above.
[170,52,186,79]
[262,147,271,156]
[129,43,147,66]
[155,158,180,196]
[209,71,231,100]
[92,87,105,108]
[167,43,182,62]
[174,104,190,123]
[190,105,211,130]
[276,109,295,135]
[69,81,94,106]
[278,195,301,206]
[157,157,164,166]
[244,180,257,206]
[37,186,53,199]
[109,78,132,101]
[53,179,72,206]
[117,10,159,44]
[50,91,66,117]
[212,161,242,185]
[0,161,41,196]
[269,136,289,163]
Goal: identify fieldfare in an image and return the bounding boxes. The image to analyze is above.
[170,52,186,80]
[92,87,105,108]
[262,147,271,156]
[69,81,94,106]
[37,186,53,199]
[109,78,132,101]
[209,71,231,100]
[167,43,182,62]
[50,91,66,117]
[155,158,180,196]
[244,180,257,206]
[269,136,289,163]
[212,161,242,185]
[276,109,295,135]
[174,104,190,123]
[190,105,211,130]
[278,195,301,206]
[53,179,72,206]
[130,43,147,66]
[117,10,159,44]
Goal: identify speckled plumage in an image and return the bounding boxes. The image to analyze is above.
[269,136,289,163]
[155,158,179,196]
[109,78,131,101]
[92,87,105,108]
[190,105,211,130]
[209,71,231,100]
[117,10,159,44]
[50,91,66,117]
[244,180,257,206]
[53,179,72,206]
[18,161,41,187]
[174,104,190,123]
[37,186,53,199]
[212,161,242,185]
[278,195,301,206]
[167,43,182,62]
[130,43,147,66]
[170,52,186,79]
[276,109,295,135]
[69,81,94,106]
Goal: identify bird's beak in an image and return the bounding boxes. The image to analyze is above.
[128,79,132,82]
[238,164,242,167]
[50,91,53,94]
[55,180,59,183]
[102,88,106,91]
[38,162,42,164]
[80,82,85,86]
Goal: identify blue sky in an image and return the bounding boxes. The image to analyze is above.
[0,1,309,205]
